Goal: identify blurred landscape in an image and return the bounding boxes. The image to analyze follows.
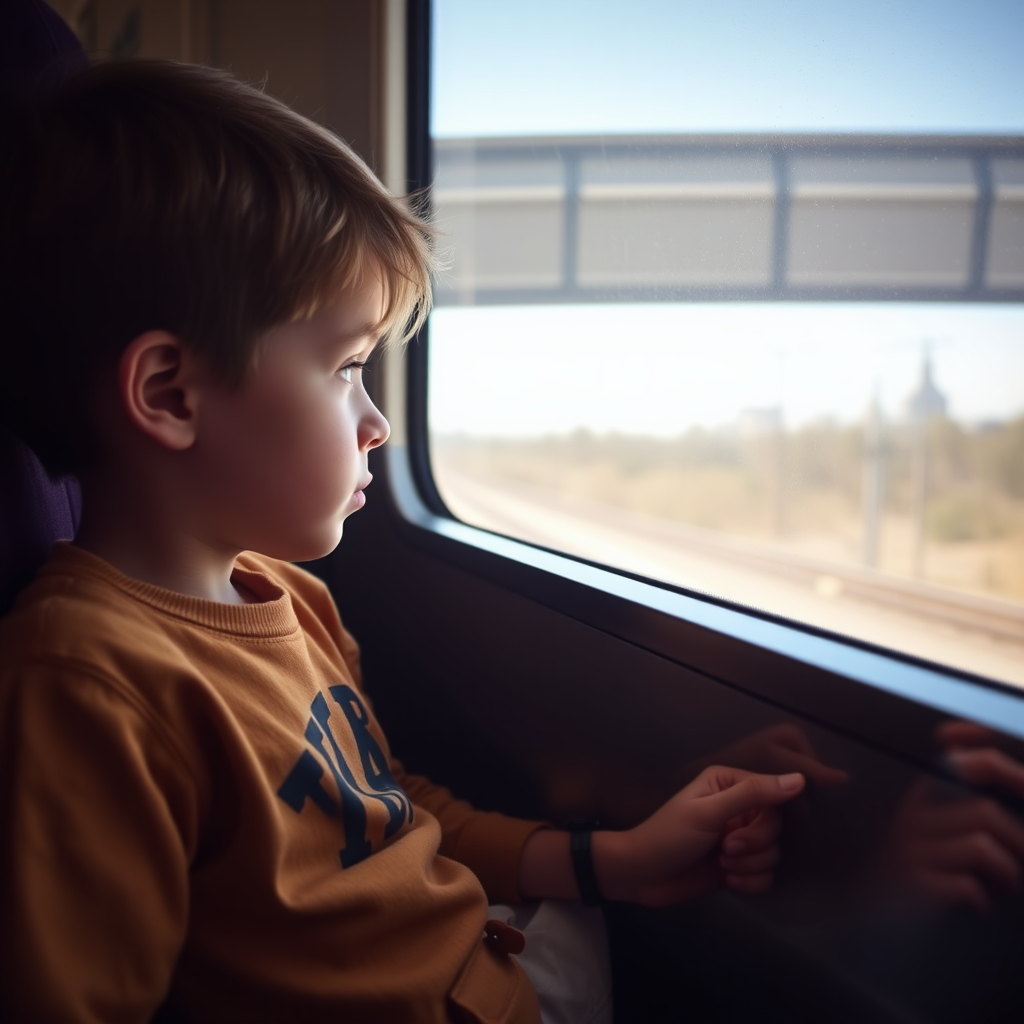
[429,315,1024,683]
[433,413,1024,603]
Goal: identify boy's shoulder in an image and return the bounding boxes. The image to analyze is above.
[0,543,161,668]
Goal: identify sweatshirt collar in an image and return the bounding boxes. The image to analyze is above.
[42,542,300,638]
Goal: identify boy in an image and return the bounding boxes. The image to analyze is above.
[0,61,805,1023]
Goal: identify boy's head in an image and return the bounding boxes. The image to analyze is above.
[0,60,433,482]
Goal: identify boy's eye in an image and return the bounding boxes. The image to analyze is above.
[337,363,364,384]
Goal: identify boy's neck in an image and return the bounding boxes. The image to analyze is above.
[73,471,252,605]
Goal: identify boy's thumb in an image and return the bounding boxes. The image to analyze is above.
[698,769,805,826]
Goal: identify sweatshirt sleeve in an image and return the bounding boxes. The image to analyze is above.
[0,662,200,1024]
[389,759,547,905]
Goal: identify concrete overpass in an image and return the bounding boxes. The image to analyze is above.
[431,133,1024,306]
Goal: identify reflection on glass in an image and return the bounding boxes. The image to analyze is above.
[874,721,1024,914]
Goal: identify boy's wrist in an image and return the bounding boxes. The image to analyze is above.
[590,829,636,903]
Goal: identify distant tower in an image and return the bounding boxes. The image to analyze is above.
[906,349,948,423]
[906,346,947,579]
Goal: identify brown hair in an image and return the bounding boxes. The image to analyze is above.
[0,60,434,477]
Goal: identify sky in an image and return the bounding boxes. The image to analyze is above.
[433,0,1024,137]
[429,3,1024,439]
[429,304,1024,437]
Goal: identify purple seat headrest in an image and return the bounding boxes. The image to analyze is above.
[0,428,82,614]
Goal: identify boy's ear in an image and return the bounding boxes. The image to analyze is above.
[118,331,202,451]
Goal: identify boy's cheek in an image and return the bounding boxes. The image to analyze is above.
[192,378,361,544]
[251,418,360,525]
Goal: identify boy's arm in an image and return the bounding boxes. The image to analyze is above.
[389,759,547,904]
[393,760,804,908]
[323,597,798,905]
[0,664,196,1024]
[519,767,806,905]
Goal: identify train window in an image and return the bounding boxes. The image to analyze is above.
[425,1,1024,687]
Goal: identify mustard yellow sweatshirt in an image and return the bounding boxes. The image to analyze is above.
[0,544,544,1024]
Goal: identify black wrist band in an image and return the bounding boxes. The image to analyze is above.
[569,827,604,907]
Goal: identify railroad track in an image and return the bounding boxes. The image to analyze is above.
[619,510,1024,644]
[437,466,1024,645]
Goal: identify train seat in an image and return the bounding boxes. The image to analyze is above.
[0,429,80,616]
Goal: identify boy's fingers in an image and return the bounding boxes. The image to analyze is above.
[724,807,782,855]
[695,768,805,829]
[719,845,780,874]
[725,811,756,834]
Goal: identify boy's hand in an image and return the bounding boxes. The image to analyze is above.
[592,766,805,906]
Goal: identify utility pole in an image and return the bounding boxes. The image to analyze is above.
[906,346,947,579]
[862,390,885,569]
[771,409,785,539]
[911,418,929,578]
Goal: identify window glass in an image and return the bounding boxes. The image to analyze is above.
[428,0,1024,687]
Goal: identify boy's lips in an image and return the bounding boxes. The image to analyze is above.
[350,474,372,509]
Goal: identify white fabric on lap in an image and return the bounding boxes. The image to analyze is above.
[488,901,613,1024]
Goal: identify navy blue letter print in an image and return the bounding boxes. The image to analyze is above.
[277,686,413,868]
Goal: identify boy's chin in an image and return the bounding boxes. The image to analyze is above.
[243,520,348,565]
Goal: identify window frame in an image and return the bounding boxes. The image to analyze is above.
[384,0,1024,766]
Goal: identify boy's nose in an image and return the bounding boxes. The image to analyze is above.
[362,403,390,450]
